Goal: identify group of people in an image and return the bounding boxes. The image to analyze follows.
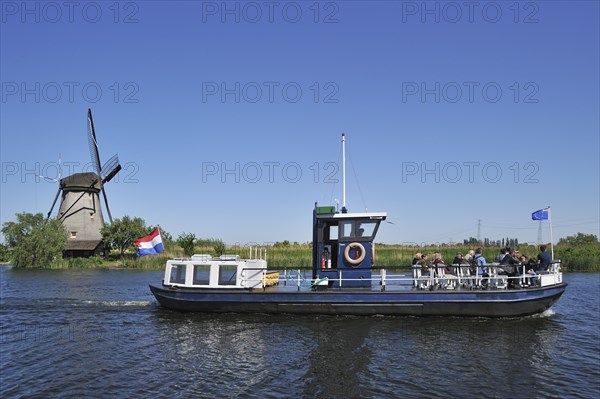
[412,245,553,288]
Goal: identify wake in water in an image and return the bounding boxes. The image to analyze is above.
[532,308,556,318]
[82,300,154,307]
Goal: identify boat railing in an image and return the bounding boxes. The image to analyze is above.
[242,261,562,291]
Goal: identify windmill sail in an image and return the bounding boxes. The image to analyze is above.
[86,108,120,223]
[87,109,102,178]
[101,154,122,183]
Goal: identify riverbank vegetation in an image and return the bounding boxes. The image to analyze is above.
[1,213,598,271]
[254,238,600,272]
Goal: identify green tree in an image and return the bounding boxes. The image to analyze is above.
[0,242,9,262]
[101,216,147,257]
[274,240,291,248]
[177,232,196,256]
[557,233,599,246]
[1,212,67,268]
[2,212,45,247]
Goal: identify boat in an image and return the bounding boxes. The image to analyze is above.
[150,134,567,317]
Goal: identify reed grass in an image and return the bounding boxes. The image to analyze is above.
[9,242,596,271]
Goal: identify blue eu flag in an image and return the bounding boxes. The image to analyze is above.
[532,208,549,220]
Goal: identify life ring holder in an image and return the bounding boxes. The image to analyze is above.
[344,242,366,266]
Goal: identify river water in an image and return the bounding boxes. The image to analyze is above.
[1,267,598,399]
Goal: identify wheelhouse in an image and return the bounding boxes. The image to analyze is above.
[312,205,387,287]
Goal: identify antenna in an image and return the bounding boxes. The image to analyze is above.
[341,132,347,213]
[477,219,481,243]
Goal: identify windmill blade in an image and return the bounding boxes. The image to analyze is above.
[87,108,102,177]
[36,153,62,183]
[46,187,62,220]
[101,153,122,183]
[86,108,123,224]
[100,186,114,223]
[36,174,59,183]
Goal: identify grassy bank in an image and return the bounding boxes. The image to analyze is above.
[262,244,600,272]
[2,243,598,272]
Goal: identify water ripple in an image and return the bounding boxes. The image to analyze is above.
[1,268,599,398]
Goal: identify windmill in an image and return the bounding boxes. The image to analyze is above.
[47,109,122,257]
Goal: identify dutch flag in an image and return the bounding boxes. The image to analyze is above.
[134,227,165,256]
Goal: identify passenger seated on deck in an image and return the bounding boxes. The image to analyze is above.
[412,253,422,266]
[495,248,507,263]
[452,252,463,266]
[513,249,526,285]
[536,245,552,272]
[464,250,475,270]
[452,252,470,279]
[521,255,538,286]
[500,247,521,287]
[418,254,430,274]
[473,248,489,287]
[433,253,453,275]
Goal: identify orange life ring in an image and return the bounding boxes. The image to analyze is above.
[344,242,366,266]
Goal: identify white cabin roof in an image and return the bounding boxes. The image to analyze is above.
[330,212,387,220]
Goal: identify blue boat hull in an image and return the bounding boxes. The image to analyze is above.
[149,283,567,317]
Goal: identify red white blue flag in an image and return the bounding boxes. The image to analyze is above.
[134,227,164,256]
[531,208,549,221]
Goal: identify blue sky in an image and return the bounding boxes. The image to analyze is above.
[1,0,599,246]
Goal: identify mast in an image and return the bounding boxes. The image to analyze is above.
[341,132,347,213]
[548,206,554,259]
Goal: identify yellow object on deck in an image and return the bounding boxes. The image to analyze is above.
[262,272,279,287]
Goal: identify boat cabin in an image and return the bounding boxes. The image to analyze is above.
[163,254,268,289]
[312,205,387,287]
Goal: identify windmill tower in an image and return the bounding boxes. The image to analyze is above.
[47,109,121,257]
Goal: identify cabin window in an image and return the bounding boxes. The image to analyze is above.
[70,231,77,238]
[357,221,377,237]
[339,220,379,240]
[170,264,187,284]
[340,221,353,238]
[329,225,339,240]
[218,265,237,286]
[193,264,210,285]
